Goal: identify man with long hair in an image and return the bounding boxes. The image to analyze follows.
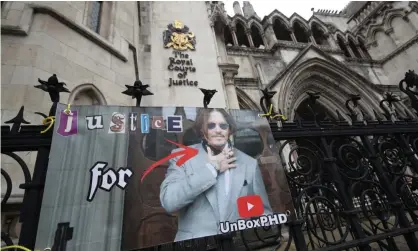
[160,108,272,241]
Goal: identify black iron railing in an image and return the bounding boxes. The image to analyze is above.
[1,70,418,251]
[262,70,418,251]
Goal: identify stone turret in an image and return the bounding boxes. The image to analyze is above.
[233,1,243,15]
[242,1,260,19]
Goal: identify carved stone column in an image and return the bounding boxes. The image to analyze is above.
[355,42,367,58]
[307,31,316,45]
[260,32,268,49]
[289,28,297,43]
[263,23,277,49]
[255,62,266,85]
[345,41,356,58]
[231,26,239,46]
[385,27,399,46]
[246,29,255,47]
[325,33,338,49]
[210,22,222,63]
[219,63,240,109]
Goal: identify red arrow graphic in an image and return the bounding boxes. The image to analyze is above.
[140,139,199,183]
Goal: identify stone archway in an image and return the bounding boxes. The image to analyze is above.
[288,79,352,122]
[294,96,337,121]
[68,83,107,105]
[236,87,260,111]
[272,58,382,121]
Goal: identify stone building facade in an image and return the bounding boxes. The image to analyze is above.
[1,0,418,246]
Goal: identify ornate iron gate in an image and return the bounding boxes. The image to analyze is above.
[1,71,418,251]
[266,70,418,251]
[1,75,74,250]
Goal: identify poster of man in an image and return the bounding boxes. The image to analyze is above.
[122,107,294,250]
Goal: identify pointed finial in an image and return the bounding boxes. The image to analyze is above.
[173,20,184,29]
[34,74,70,103]
[4,106,30,133]
[199,88,217,108]
[121,80,154,107]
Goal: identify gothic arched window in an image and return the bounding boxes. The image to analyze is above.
[87,1,112,38]
[89,1,103,33]
[358,37,371,59]
[311,23,329,46]
[70,84,107,106]
[250,25,264,48]
[348,37,362,58]
[236,22,250,47]
[337,35,351,58]
[273,18,292,41]
[293,21,309,43]
[224,25,234,46]
[73,89,101,106]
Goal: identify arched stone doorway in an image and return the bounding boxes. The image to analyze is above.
[270,58,382,121]
[294,96,335,121]
[68,84,107,105]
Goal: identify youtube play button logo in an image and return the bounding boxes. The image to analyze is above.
[237,195,264,218]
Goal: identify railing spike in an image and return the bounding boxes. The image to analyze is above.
[399,69,418,113]
[199,88,217,108]
[122,80,154,107]
[4,106,30,133]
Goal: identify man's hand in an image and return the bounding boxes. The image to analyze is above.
[207,146,237,173]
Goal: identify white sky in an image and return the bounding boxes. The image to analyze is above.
[224,0,350,20]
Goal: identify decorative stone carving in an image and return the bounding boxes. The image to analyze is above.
[367,40,378,48]
[219,63,240,109]
[353,2,393,34]
[273,57,381,120]
[223,72,238,86]
[326,23,337,33]
[208,2,229,26]
[226,46,272,56]
[235,78,259,88]
[384,27,394,35]
[263,21,273,31]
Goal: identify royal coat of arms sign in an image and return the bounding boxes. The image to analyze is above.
[163,20,196,51]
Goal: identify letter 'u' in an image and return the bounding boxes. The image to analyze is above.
[219,222,229,233]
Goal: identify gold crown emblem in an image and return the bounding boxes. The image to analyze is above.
[173,20,184,29]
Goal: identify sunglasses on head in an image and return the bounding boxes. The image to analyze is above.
[207,122,229,130]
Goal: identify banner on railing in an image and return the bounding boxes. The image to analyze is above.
[35,104,295,250]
